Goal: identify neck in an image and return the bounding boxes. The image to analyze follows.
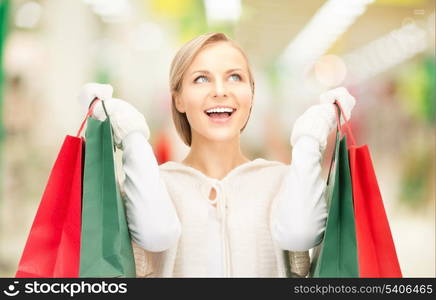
[182,134,250,180]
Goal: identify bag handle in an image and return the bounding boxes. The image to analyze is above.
[334,100,356,146]
[76,97,109,137]
[326,104,340,185]
[325,100,356,184]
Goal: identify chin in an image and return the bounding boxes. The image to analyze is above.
[200,128,241,143]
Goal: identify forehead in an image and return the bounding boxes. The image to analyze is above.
[188,41,249,72]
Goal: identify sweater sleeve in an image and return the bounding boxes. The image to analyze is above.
[121,132,182,252]
[271,136,328,251]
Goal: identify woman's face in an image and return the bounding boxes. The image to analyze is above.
[174,41,253,144]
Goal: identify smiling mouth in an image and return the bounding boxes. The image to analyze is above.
[203,107,236,124]
[204,108,236,118]
[205,111,233,118]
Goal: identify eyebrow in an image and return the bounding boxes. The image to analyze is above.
[190,68,245,76]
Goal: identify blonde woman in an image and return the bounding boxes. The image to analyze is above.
[79,32,355,277]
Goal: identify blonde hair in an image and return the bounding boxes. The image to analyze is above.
[169,32,255,146]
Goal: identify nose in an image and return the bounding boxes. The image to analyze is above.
[212,79,227,98]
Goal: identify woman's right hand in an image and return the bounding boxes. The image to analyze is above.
[78,83,150,149]
[79,83,181,252]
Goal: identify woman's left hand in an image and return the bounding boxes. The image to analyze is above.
[290,87,356,152]
[319,87,356,121]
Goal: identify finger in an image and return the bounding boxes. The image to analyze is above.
[78,83,113,107]
[319,90,338,104]
[95,84,113,101]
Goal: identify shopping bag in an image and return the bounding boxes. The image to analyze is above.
[337,103,402,278]
[79,100,136,277]
[15,107,91,277]
[310,126,359,277]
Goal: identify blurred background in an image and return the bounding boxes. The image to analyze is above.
[0,0,434,277]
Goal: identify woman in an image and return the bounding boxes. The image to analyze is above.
[79,32,355,277]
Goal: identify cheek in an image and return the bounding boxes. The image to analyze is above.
[179,89,205,111]
[179,91,207,126]
[233,86,253,109]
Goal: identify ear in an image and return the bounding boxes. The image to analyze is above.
[174,93,186,113]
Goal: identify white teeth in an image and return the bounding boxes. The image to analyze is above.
[206,107,234,113]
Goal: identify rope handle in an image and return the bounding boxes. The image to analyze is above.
[325,100,356,184]
[76,97,109,137]
[334,100,356,146]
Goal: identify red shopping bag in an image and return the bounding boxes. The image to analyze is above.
[15,104,97,277]
[335,102,402,278]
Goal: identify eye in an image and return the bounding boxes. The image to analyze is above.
[194,75,208,83]
[229,74,242,81]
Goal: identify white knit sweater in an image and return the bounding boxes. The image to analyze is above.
[123,133,328,278]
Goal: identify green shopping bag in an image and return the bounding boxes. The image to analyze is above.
[310,127,359,277]
[79,100,136,277]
